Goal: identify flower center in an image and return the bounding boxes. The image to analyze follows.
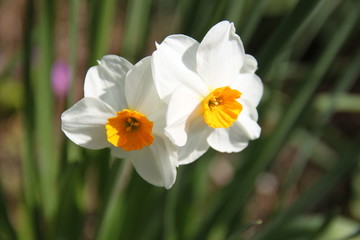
[106,109,154,151]
[203,86,242,128]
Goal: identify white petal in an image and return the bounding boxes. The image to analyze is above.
[240,54,258,74]
[110,146,130,159]
[241,98,259,121]
[230,73,263,107]
[148,104,167,137]
[207,101,261,152]
[125,57,163,116]
[196,21,245,87]
[61,97,116,149]
[84,55,132,110]
[207,126,249,153]
[131,138,177,189]
[165,86,202,147]
[178,117,212,165]
[152,34,207,99]
[235,113,261,140]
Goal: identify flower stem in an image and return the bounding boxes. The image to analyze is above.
[96,159,133,240]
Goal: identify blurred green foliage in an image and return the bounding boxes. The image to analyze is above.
[0,0,359,239]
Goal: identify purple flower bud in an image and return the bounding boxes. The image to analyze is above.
[51,60,71,99]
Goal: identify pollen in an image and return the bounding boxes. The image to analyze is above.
[203,86,242,128]
[125,117,140,132]
[106,109,154,151]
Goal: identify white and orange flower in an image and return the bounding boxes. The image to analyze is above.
[152,20,263,164]
[61,55,177,189]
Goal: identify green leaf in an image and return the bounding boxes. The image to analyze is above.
[36,0,58,223]
[121,0,154,61]
[88,0,118,64]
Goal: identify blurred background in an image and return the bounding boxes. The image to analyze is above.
[0,0,359,239]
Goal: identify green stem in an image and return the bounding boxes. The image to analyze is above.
[96,160,132,240]
[0,184,16,240]
[36,0,57,225]
[89,0,120,65]
[257,0,327,77]
[121,0,154,61]
[241,0,270,45]
[67,0,79,106]
[20,0,38,239]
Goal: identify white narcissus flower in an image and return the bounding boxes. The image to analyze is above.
[61,55,177,189]
[152,20,263,164]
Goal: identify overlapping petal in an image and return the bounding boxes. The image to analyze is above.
[241,54,258,74]
[125,57,163,116]
[165,86,202,146]
[131,138,177,189]
[84,55,132,110]
[61,97,116,149]
[152,35,207,99]
[207,125,249,153]
[196,21,245,87]
[235,111,261,140]
[177,117,212,165]
[230,73,263,108]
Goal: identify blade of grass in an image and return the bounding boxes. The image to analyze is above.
[54,162,85,240]
[262,0,341,123]
[240,0,270,45]
[20,0,39,239]
[266,0,340,94]
[121,0,154,61]
[190,0,231,39]
[62,0,82,166]
[17,202,40,240]
[96,159,132,240]
[191,1,359,238]
[170,0,200,34]
[0,184,16,240]
[67,0,79,106]
[310,45,360,128]
[315,93,360,113]
[21,0,37,213]
[225,0,246,25]
[36,0,58,225]
[203,0,232,34]
[290,0,341,60]
[88,0,118,65]
[257,0,328,77]
[163,180,180,240]
[115,173,165,239]
[165,151,215,240]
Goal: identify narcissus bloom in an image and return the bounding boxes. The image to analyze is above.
[152,20,263,164]
[61,55,177,189]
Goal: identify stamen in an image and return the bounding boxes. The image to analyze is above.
[203,86,242,128]
[106,109,154,151]
[125,117,140,132]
